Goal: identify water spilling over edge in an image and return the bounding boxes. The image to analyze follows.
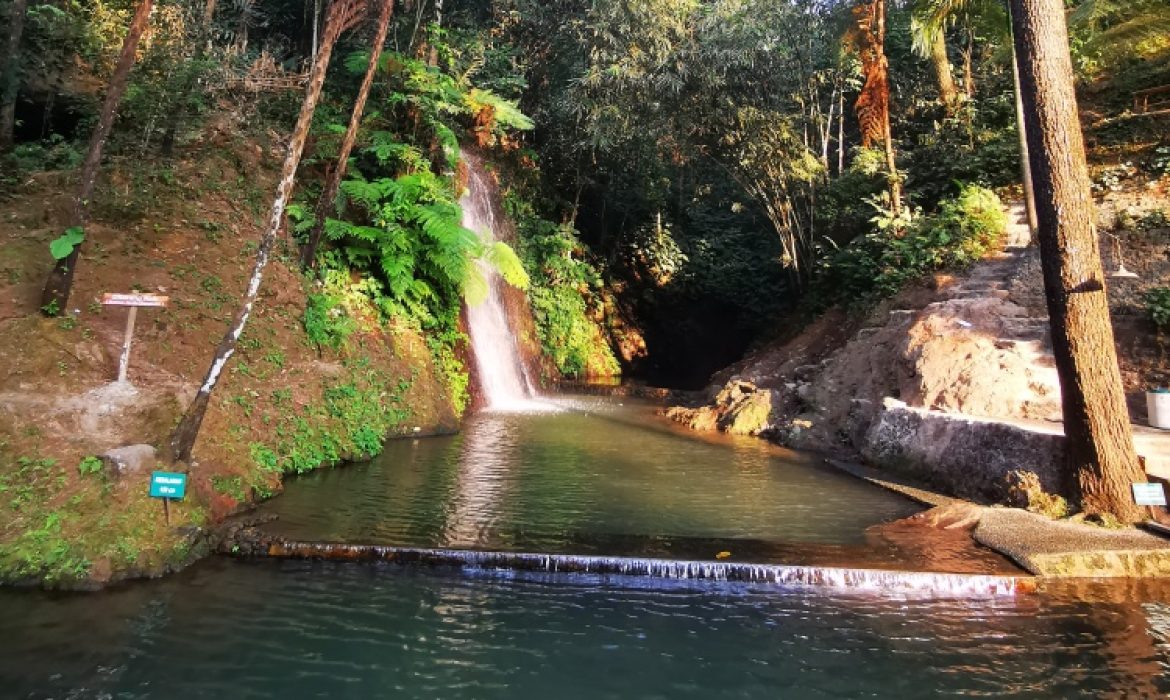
[250,541,1036,598]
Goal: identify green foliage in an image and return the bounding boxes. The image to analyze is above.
[77,456,103,476]
[211,475,247,502]
[466,88,535,132]
[813,184,1007,307]
[247,371,412,477]
[509,193,620,378]
[48,227,85,261]
[303,292,357,351]
[0,136,84,194]
[1146,287,1170,330]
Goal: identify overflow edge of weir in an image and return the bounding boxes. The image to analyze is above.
[246,540,1037,597]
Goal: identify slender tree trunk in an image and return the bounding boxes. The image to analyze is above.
[40,0,153,314]
[312,0,321,66]
[302,0,395,268]
[170,0,366,462]
[929,28,959,115]
[962,27,975,99]
[428,0,443,66]
[0,0,29,152]
[838,90,845,175]
[1010,45,1039,235]
[1009,0,1145,522]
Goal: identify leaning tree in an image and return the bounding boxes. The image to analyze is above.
[170,0,368,461]
[301,0,396,269]
[40,0,153,314]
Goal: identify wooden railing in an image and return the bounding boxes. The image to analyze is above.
[1134,85,1170,114]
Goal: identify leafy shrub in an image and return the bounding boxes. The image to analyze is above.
[1147,287,1170,330]
[812,184,1007,307]
[509,193,620,377]
[77,456,103,476]
[303,292,357,351]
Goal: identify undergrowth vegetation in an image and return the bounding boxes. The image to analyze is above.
[812,184,1008,308]
[506,192,620,378]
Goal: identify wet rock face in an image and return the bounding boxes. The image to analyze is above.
[100,444,157,478]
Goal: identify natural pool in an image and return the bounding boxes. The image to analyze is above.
[260,396,922,556]
[4,395,1170,697]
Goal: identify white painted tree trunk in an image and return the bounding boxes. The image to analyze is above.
[170,0,366,461]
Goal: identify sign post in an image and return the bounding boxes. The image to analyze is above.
[149,470,187,525]
[101,293,168,383]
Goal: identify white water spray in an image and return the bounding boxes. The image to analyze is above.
[460,151,543,411]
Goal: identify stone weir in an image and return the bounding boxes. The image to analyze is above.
[224,532,1036,597]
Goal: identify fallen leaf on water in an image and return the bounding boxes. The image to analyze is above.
[715,551,731,560]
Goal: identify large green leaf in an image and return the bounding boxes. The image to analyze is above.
[49,227,85,260]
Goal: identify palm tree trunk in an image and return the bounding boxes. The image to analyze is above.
[170,0,366,462]
[1009,0,1145,523]
[302,0,395,268]
[40,0,153,314]
[0,0,29,152]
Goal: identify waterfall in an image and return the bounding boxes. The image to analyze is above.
[460,151,540,410]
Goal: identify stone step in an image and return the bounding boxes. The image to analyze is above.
[952,289,1011,300]
[1001,319,1051,339]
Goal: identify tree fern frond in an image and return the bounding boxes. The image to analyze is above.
[461,265,489,306]
[483,241,530,290]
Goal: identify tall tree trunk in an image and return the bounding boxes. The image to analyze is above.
[1009,0,1145,522]
[302,0,395,268]
[170,0,366,462]
[1010,45,1039,234]
[929,28,959,115]
[852,0,900,214]
[203,0,218,25]
[0,0,29,152]
[40,0,153,314]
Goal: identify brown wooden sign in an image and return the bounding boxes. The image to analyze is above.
[101,292,169,308]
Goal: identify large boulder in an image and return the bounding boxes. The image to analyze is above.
[665,380,779,436]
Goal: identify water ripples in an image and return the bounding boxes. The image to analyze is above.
[4,561,1170,698]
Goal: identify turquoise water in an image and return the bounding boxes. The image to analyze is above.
[4,395,1167,697]
[260,396,922,556]
[3,560,1170,698]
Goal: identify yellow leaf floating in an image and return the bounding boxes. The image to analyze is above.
[715,551,732,560]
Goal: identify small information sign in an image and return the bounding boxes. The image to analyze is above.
[100,292,170,382]
[101,292,169,308]
[149,471,187,499]
[1132,482,1167,507]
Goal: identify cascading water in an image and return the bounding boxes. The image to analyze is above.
[460,150,540,410]
[250,541,1037,598]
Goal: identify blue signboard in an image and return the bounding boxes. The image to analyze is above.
[150,471,187,499]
